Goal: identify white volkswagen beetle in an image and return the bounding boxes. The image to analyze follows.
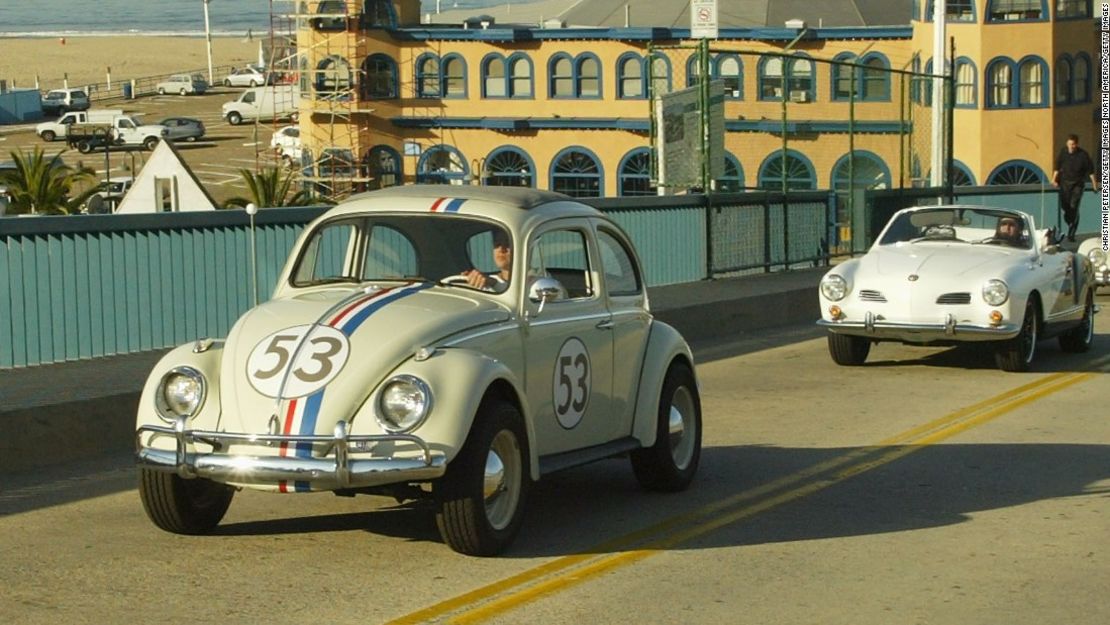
[135,186,701,555]
[818,205,1096,372]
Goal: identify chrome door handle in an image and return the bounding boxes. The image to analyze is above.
[596,319,614,330]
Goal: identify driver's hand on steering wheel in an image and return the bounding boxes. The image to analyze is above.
[462,268,492,290]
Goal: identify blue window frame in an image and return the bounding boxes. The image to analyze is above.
[1056,0,1092,19]
[1017,55,1048,107]
[550,147,603,197]
[361,53,397,100]
[648,53,672,96]
[484,146,535,187]
[364,145,402,189]
[576,54,602,98]
[315,55,352,100]
[717,153,744,192]
[832,151,892,192]
[925,0,977,21]
[482,53,507,98]
[549,53,601,99]
[417,145,469,184]
[549,53,574,98]
[1056,53,1091,104]
[950,160,976,186]
[312,0,348,32]
[441,54,467,98]
[684,53,743,99]
[618,148,655,197]
[483,53,532,98]
[360,0,397,28]
[759,55,814,101]
[758,150,816,191]
[507,53,534,98]
[617,53,645,99]
[831,53,890,102]
[954,57,978,108]
[987,160,1046,185]
[986,0,1047,21]
[415,53,441,98]
[986,57,1015,107]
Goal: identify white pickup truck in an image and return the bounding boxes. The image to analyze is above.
[36,109,122,142]
[38,112,169,152]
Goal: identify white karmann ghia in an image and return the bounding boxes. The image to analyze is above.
[818,205,1096,372]
[135,186,701,555]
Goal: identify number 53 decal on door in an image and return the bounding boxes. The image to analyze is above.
[553,337,591,429]
[247,325,351,398]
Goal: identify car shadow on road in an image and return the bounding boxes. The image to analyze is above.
[859,331,1109,373]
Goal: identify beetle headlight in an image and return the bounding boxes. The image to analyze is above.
[377,375,432,433]
[155,366,206,422]
[982,279,1009,306]
[820,274,849,301]
[1089,248,1107,267]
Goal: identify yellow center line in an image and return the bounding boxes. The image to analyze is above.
[387,368,1098,625]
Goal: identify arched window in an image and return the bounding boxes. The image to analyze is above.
[443,54,467,98]
[1055,54,1073,104]
[315,55,352,99]
[1017,56,1047,106]
[508,54,533,98]
[361,54,397,100]
[758,150,816,191]
[618,148,655,197]
[954,57,977,107]
[925,0,977,21]
[759,56,814,101]
[549,53,601,98]
[617,53,645,99]
[832,151,891,192]
[483,54,506,98]
[312,0,347,32]
[298,55,309,93]
[716,54,743,99]
[648,53,672,96]
[484,146,535,187]
[759,57,784,99]
[364,145,402,190]
[987,160,1046,185]
[550,148,603,197]
[361,0,396,28]
[549,54,573,98]
[716,153,744,192]
[417,145,468,184]
[1057,0,1093,19]
[832,53,856,100]
[576,54,601,98]
[1073,54,1091,103]
[416,54,440,98]
[319,148,356,177]
[950,160,976,186]
[860,54,890,101]
[986,0,1046,21]
[986,58,1014,107]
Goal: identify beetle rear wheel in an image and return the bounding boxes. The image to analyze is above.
[827,333,871,366]
[138,468,234,534]
[434,400,529,556]
[995,299,1038,372]
[631,362,701,492]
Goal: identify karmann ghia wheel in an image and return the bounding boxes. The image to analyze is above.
[1058,293,1094,353]
[995,299,1038,372]
[827,333,871,366]
[435,400,529,556]
[138,467,234,534]
[631,361,702,492]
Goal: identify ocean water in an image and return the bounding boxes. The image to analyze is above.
[0,0,506,37]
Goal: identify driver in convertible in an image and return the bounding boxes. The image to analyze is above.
[993,216,1025,247]
[462,230,512,292]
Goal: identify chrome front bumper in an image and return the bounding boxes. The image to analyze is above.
[818,312,1020,342]
[136,417,447,490]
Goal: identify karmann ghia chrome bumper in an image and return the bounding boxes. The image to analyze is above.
[136,417,447,490]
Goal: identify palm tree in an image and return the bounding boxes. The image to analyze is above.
[0,147,99,215]
[222,166,322,209]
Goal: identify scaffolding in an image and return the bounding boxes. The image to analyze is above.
[274,0,378,203]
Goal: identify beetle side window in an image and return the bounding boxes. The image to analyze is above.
[529,229,593,299]
[364,224,418,278]
[294,221,359,284]
[596,229,641,296]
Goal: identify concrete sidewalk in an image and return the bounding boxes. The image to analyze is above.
[0,267,825,473]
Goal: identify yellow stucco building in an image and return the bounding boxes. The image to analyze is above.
[289,0,1099,198]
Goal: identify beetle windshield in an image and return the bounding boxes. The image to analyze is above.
[878,207,1033,249]
[292,214,514,291]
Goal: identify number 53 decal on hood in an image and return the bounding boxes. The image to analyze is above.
[247,325,351,398]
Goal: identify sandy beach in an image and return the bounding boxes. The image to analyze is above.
[0,36,260,90]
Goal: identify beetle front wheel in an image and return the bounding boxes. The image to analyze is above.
[138,468,234,534]
[631,362,701,492]
[434,400,529,556]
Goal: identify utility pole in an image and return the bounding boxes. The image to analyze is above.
[930,0,946,189]
[204,0,215,84]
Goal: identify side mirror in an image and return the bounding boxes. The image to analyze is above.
[528,277,567,316]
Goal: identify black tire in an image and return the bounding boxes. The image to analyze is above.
[76,140,93,154]
[143,136,159,151]
[41,130,56,142]
[249,80,258,87]
[138,468,234,534]
[1059,293,1095,353]
[158,87,166,95]
[224,78,232,87]
[180,88,188,96]
[227,112,242,126]
[827,333,871,366]
[435,399,529,556]
[631,361,702,492]
[995,299,1038,372]
[186,135,198,142]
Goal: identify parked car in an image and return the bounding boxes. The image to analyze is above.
[818,205,1096,372]
[83,176,134,214]
[269,124,301,163]
[223,66,269,87]
[158,117,205,142]
[40,88,90,115]
[134,185,702,556]
[155,73,208,96]
[1077,236,1108,291]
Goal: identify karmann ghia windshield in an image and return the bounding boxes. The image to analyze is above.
[878,207,1033,250]
[292,214,513,290]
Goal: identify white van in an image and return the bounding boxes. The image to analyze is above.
[36,109,123,141]
[222,85,300,125]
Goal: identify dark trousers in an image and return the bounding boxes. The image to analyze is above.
[1058,181,1084,235]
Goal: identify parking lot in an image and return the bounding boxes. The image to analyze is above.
[0,86,292,207]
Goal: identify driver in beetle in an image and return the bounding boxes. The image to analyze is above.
[463,230,513,292]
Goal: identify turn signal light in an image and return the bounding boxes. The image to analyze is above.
[829,305,843,319]
[989,310,1003,326]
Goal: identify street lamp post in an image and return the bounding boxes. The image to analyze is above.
[203,0,215,85]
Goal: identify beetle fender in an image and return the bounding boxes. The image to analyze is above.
[347,348,538,480]
[630,320,696,448]
[135,342,225,441]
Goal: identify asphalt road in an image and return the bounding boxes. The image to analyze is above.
[1,301,1108,625]
[0,89,289,207]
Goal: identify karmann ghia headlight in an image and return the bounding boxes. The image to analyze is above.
[155,366,206,422]
[1089,248,1107,267]
[982,279,1009,306]
[377,375,432,433]
[820,274,849,301]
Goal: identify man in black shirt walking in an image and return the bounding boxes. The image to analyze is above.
[1052,134,1098,242]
